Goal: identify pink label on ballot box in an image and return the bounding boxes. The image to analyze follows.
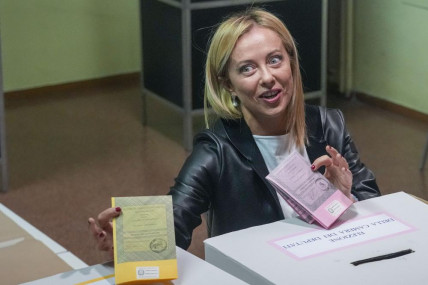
[269,212,417,260]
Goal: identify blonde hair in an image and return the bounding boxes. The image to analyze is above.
[204,8,306,148]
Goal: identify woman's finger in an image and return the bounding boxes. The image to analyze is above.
[326,145,339,158]
[311,155,333,171]
[88,217,111,252]
[96,207,122,231]
[96,231,112,251]
[332,153,348,169]
[326,146,349,169]
[88,217,101,238]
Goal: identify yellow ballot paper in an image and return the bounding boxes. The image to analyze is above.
[112,196,178,284]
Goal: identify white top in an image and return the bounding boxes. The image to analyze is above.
[253,134,311,219]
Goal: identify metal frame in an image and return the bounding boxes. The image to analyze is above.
[420,132,428,170]
[141,0,328,150]
[0,29,8,192]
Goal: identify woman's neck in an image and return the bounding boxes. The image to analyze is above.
[244,114,288,136]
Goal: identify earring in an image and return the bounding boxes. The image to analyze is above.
[232,95,239,108]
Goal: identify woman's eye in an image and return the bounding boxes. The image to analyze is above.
[269,55,282,65]
[239,65,254,74]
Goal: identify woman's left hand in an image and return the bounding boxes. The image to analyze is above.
[311,145,355,202]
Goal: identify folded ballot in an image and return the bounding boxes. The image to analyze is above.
[266,151,353,229]
[112,196,178,284]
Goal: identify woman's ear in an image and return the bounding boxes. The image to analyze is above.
[218,76,233,93]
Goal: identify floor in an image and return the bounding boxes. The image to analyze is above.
[0,79,427,266]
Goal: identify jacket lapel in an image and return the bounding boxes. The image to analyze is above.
[306,136,328,168]
[221,118,270,177]
[221,119,284,217]
[305,104,328,170]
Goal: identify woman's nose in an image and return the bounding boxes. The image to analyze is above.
[259,67,275,87]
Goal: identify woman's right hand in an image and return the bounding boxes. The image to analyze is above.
[88,207,122,259]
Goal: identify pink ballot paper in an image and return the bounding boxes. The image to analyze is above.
[266,150,353,229]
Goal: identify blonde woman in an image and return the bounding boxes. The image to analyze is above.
[89,8,380,254]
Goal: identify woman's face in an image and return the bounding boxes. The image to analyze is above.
[227,25,293,135]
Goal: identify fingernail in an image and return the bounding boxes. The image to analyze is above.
[115,207,121,212]
[311,164,315,170]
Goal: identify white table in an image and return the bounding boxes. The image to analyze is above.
[23,246,248,285]
[0,203,87,284]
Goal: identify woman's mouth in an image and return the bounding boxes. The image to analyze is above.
[260,90,281,103]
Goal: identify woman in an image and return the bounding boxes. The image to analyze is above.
[89,8,380,254]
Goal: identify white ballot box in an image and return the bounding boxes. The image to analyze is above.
[204,192,428,285]
[23,246,248,285]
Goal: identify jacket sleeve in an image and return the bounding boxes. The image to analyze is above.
[322,108,381,200]
[167,131,221,249]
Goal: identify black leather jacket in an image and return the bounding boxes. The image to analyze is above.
[169,105,380,249]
